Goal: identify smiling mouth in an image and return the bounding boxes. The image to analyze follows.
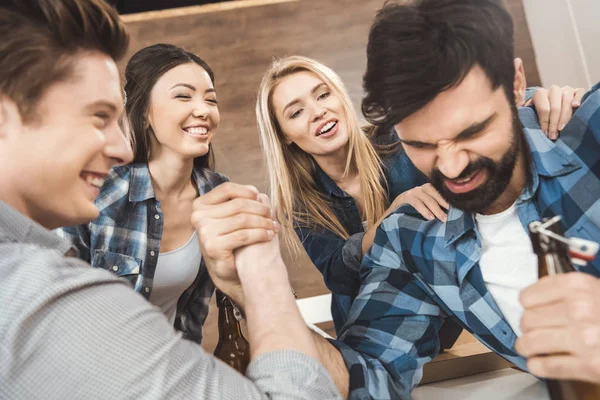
[183,126,209,137]
[317,120,338,136]
[80,172,106,189]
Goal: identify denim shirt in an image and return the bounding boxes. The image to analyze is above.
[56,163,228,344]
[295,130,427,332]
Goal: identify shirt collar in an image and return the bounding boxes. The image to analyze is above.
[128,163,156,202]
[313,163,350,199]
[444,107,582,247]
[127,163,215,202]
[0,200,77,256]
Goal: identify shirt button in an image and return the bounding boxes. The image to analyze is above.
[112,265,118,271]
[150,251,156,256]
[154,214,160,220]
[144,287,150,293]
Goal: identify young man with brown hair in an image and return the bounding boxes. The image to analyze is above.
[0,1,340,398]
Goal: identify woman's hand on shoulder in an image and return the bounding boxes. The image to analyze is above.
[525,85,586,140]
[388,183,448,222]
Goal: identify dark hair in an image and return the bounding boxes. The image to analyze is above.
[0,0,129,122]
[124,43,216,171]
[362,0,515,131]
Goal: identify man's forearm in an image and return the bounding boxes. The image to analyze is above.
[237,254,321,362]
[312,332,350,399]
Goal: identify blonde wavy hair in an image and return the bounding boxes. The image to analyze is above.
[256,56,388,251]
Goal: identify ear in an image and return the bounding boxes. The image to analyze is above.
[0,93,23,140]
[513,58,527,107]
[145,111,152,131]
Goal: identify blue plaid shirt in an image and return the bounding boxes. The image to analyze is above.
[332,85,600,399]
[297,90,540,334]
[57,163,228,344]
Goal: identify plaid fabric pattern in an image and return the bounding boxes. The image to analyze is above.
[332,85,600,400]
[57,163,228,344]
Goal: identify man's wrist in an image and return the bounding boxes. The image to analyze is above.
[236,254,291,308]
[238,253,288,284]
[237,252,286,274]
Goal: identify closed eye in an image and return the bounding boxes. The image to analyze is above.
[95,112,110,120]
[290,109,303,119]
[175,94,192,99]
[402,141,436,150]
[92,112,111,129]
[317,91,330,101]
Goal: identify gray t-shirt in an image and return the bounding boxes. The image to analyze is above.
[0,200,341,400]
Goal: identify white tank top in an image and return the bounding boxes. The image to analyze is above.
[149,231,201,324]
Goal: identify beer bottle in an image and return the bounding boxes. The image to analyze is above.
[528,218,600,400]
[213,289,250,374]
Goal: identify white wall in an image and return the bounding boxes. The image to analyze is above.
[523,0,600,88]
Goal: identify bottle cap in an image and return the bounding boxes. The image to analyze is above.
[532,216,598,266]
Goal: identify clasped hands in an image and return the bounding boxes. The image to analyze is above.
[191,182,283,308]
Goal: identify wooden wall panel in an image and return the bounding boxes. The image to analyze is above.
[121,0,540,352]
[504,0,541,89]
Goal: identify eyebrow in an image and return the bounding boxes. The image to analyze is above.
[282,83,328,115]
[170,83,216,94]
[399,113,497,148]
[85,100,120,114]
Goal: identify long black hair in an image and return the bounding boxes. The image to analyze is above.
[124,43,216,170]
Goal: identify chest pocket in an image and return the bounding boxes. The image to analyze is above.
[92,250,142,287]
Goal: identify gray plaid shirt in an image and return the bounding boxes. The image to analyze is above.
[57,163,226,344]
[0,200,341,399]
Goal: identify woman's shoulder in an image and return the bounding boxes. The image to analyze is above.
[206,169,229,185]
[193,168,229,195]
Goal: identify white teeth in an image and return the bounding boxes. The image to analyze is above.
[83,175,105,188]
[455,173,476,184]
[184,127,208,135]
[319,121,337,135]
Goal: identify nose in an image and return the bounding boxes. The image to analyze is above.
[311,104,327,122]
[436,142,470,180]
[193,100,210,119]
[103,120,134,166]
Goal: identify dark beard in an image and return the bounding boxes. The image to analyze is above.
[431,108,523,214]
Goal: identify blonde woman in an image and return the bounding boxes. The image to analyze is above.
[256,55,582,333]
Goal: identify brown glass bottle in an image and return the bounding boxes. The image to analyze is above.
[529,219,600,400]
[213,289,250,374]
